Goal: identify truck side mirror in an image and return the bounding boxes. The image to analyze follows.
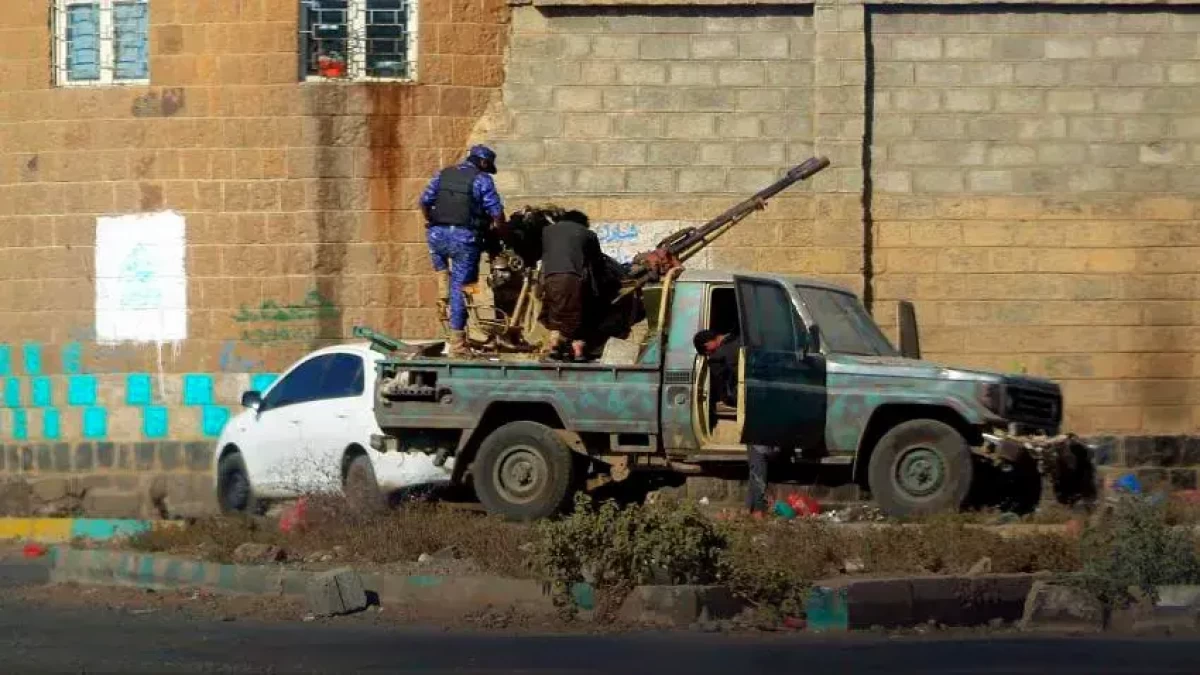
[808,325,821,354]
[898,300,921,360]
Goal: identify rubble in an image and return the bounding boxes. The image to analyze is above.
[305,568,369,617]
[231,543,286,564]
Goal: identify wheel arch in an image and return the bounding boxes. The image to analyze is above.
[452,401,566,484]
[852,403,978,485]
[341,443,370,483]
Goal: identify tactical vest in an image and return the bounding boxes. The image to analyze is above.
[430,166,479,227]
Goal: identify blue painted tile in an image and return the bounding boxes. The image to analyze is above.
[83,407,108,439]
[183,374,214,406]
[250,374,278,393]
[62,343,84,375]
[0,346,10,376]
[30,377,52,408]
[202,406,231,438]
[13,410,27,441]
[126,374,152,406]
[43,409,61,440]
[143,406,168,439]
[21,343,41,376]
[4,377,20,408]
[68,375,97,406]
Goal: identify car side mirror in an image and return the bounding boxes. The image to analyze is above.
[241,390,263,411]
[808,325,821,354]
[898,300,921,360]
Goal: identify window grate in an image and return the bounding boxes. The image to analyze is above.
[300,0,418,82]
[52,0,150,87]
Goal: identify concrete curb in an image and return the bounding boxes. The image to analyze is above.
[805,574,1039,632]
[47,546,598,619]
[0,517,180,543]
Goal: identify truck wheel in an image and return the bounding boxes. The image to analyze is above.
[473,421,577,522]
[867,419,974,518]
[217,452,259,515]
[344,453,387,514]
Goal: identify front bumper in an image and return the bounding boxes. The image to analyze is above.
[979,430,1093,480]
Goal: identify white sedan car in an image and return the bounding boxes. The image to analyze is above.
[213,343,454,513]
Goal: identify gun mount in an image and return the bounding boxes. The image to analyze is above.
[439,157,831,356]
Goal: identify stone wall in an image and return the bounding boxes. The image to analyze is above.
[0,0,509,515]
[869,8,1200,435]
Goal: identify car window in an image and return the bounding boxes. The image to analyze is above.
[319,353,364,398]
[737,280,802,352]
[262,355,334,410]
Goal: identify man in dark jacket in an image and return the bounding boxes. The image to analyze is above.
[419,145,507,356]
[540,210,604,361]
[694,329,779,516]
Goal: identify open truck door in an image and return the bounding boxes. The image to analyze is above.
[732,275,827,452]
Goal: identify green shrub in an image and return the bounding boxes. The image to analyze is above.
[1070,496,1200,608]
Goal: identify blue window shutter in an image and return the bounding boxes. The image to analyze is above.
[66,4,101,82]
[113,2,150,80]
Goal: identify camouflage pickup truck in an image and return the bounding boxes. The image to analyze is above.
[365,269,1081,521]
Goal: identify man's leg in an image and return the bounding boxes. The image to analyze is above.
[426,228,452,328]
[746,444,771,514]
[446,229,482,354]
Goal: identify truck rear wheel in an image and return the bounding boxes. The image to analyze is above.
[473,421,577,522]
[867,419,974,518]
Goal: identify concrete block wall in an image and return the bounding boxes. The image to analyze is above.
[868,8,1200,435]
[477,3,866,293]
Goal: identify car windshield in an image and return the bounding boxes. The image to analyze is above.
[794,286,898,357]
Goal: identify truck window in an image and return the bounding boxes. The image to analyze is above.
[740,280,802,352]
[794,286,897,357]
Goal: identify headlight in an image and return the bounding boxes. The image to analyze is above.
[978,383,1003,415]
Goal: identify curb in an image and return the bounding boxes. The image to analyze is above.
[805,574,1039,632]
[0,518,180,543]
[47,546,598,619]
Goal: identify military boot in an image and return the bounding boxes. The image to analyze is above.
[435,270,451,321]
[542,330,564,358]
[446,329,470,358]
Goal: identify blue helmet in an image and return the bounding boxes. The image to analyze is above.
[467,145,497,173]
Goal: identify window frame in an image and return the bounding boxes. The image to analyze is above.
[54,0,151,88]
[300,0,420,84]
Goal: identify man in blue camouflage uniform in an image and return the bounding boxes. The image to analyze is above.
[419,145,506,356]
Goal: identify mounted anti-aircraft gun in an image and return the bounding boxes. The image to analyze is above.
[441,156,831,355]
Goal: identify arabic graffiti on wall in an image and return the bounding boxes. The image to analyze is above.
[233,290,339,344]
[94,211,188,344]
[593,221,712,270]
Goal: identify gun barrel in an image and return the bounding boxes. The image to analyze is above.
[665,156,829,260]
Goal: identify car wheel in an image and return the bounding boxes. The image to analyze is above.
[217,452,259,515]
[867,419,974,518]
[473,421,577,522]
[344,453,387,513]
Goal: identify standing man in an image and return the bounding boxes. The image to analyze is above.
[693,329,779,516]
[420,145,507,356]
[540,210,604,361]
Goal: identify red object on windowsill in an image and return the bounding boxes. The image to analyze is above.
[317,55,346,78]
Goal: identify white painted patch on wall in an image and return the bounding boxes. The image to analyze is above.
[95,211,188,344]
[593,221,712,270]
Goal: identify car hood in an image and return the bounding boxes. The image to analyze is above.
[825,353,1056,388]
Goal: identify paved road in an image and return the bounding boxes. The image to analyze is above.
[1,558,1198,674]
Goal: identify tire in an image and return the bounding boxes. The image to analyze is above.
[217,452,259,515]
[344,453,387,514]
[867,419,974,518]
[472,421,578,522]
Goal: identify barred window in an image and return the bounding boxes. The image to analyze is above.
[300,0,417,82]
[53,0,150,87]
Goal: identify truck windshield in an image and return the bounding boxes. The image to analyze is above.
[794,286,898,357]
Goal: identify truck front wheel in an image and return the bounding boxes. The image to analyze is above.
[867,419,974,518]
[473,421,578,522]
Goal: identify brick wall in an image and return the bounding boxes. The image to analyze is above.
[869,8,1200,435]
[0,0,509,515]
[478,4,865,292]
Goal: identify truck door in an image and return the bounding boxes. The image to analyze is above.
[733,275,827,452]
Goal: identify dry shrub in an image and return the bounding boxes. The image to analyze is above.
[720,519,845,618]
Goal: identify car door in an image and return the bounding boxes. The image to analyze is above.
[733,275,828,452]
[296,351,369,494]
[247,354,335,495]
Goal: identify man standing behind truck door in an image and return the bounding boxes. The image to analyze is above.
[419,145,507,357]
[694,329,780,516]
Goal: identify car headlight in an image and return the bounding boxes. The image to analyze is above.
[978,383,1004,415]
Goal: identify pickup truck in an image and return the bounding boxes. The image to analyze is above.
[363,268,1083,521]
